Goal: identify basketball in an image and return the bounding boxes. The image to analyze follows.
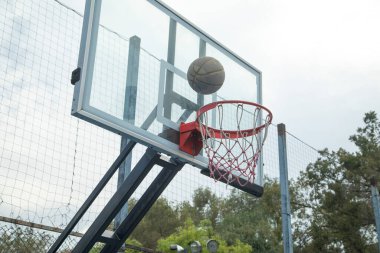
[187,56,225,95]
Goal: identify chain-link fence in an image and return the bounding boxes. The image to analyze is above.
[0,222,78,252]
[0,0,320,252]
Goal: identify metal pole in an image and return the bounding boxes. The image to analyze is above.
[163,18,177,120]
[48,141,136,253]
[115,35,141,233]
[72,149,160,253]
[197,39,205,108]
[49,108,157,253]
[101,160,185,252]
[277,123,293,253]
[256,73,263,186]
[371,177,380,253]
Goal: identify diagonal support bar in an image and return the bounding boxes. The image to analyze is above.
[49,105,157,252]
[101,159,184,252]
[72,149,160,253]
[48,140,136,253]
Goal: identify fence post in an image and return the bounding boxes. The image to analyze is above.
[277,123,293,253]
[370,177,380,253]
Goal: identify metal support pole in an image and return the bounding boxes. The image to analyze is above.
[101,159,185,252]
[197,39,206,108]
[116,36,141,236]
[72,149,160,253]
[371,177,380,253]
[256,73,263,186]
[277,123,293,253]
[163,18,177,120]
[49,109,157,253]
[48,141,136,253]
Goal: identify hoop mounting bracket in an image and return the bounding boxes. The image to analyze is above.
[179,121,203,156]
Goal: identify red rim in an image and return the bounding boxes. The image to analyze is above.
[196,100,273,139]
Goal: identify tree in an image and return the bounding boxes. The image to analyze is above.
[156,218,252,253]
[293,111,380,252]
[129,198,181,249]
[217,179,283,252]
[124,238,145,253]
[177,188,222,229]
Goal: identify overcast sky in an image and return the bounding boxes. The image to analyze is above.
[62,0,380,152]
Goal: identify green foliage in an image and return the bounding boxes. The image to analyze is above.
[87,233,146,253]
[293,111,380,252]
[89,243,104,253]
[125,238,144,253]
[0,226,53,253]
[130,198,181,249]
[156,218,252,253]
[176,188,222,229]
[349,111,380,183]
[217,179,283,253]
[164,183,283,252]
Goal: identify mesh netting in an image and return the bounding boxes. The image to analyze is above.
[199,101,272,185]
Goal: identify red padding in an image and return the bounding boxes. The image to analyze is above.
[179,121,203,156]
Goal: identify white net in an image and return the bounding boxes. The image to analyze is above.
[199,101,272,185]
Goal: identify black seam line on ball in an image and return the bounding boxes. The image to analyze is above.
[194,77,224,86]
[193,57,216,76]
[195,69,225,77]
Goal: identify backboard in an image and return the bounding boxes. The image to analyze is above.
[71,0,264,188]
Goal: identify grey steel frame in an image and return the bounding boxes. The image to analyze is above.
[48,144,184,252]
[115,35,141,250]
[157,60,200,130]
[48,105,158,252]
[100,160,184,252]
[71,149,184,252]
[48,140,137,252]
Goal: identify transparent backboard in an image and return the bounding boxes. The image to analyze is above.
[72,0,263,186]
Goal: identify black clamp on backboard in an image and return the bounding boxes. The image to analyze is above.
[71,67,81,85]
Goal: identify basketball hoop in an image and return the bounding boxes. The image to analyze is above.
[179,100,272,186]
